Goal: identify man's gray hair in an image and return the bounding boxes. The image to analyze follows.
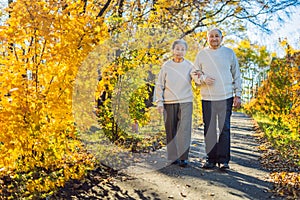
[207,28,223,37]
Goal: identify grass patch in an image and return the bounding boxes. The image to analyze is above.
[251,113,300,168]
[250,113,300,199]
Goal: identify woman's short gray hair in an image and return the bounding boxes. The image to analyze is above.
[171,39,188,50]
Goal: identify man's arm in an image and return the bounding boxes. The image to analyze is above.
[231,51,242,108]
[231,52,242,98]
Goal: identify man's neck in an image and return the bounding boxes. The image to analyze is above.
[209,45,221,50]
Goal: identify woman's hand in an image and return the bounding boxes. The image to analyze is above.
[157,106,164,114]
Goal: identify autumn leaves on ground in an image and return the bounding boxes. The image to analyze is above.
[0,0,299,200]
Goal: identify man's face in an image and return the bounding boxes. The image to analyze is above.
[207,30,222,49]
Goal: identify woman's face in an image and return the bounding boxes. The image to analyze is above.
[172,43,186,60]
[207,30,222,49]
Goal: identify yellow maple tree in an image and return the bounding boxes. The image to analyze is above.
[0,0,108,198]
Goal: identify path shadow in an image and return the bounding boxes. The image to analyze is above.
[157,164,276,200]
[153,112,282,199]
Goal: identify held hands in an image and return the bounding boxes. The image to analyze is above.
[192,71,215,85]
[193,70,203,78]
[193,70,215,85]
[233,96,241,109]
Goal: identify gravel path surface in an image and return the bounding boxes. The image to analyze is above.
[52,112,283,200]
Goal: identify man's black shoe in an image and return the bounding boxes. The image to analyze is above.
[202,162,216,169]
[220,163,229,170]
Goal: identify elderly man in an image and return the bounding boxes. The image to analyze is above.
[192,28,242,170]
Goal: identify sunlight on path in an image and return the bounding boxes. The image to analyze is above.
[116,112,283,200]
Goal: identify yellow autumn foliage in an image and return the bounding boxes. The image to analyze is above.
[0,0,108,198]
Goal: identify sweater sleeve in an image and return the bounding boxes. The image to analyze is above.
[231,52,242,97]
[155,68,165,107]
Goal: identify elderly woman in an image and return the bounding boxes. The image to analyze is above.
[155,39,197,167]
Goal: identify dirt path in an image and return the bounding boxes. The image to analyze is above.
[52,112,283,200]
[104,112,282,200]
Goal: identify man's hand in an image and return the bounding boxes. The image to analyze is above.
[204,76,215,85]
[233,96,241,108]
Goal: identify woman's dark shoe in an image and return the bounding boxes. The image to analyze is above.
[179,160,188,167]
[171,159,180,165]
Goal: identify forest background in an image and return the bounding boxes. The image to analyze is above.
[0,0,299,199]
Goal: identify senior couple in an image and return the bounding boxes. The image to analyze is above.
[155,28,242,169]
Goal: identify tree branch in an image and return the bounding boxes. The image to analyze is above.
[97,0,113,18]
